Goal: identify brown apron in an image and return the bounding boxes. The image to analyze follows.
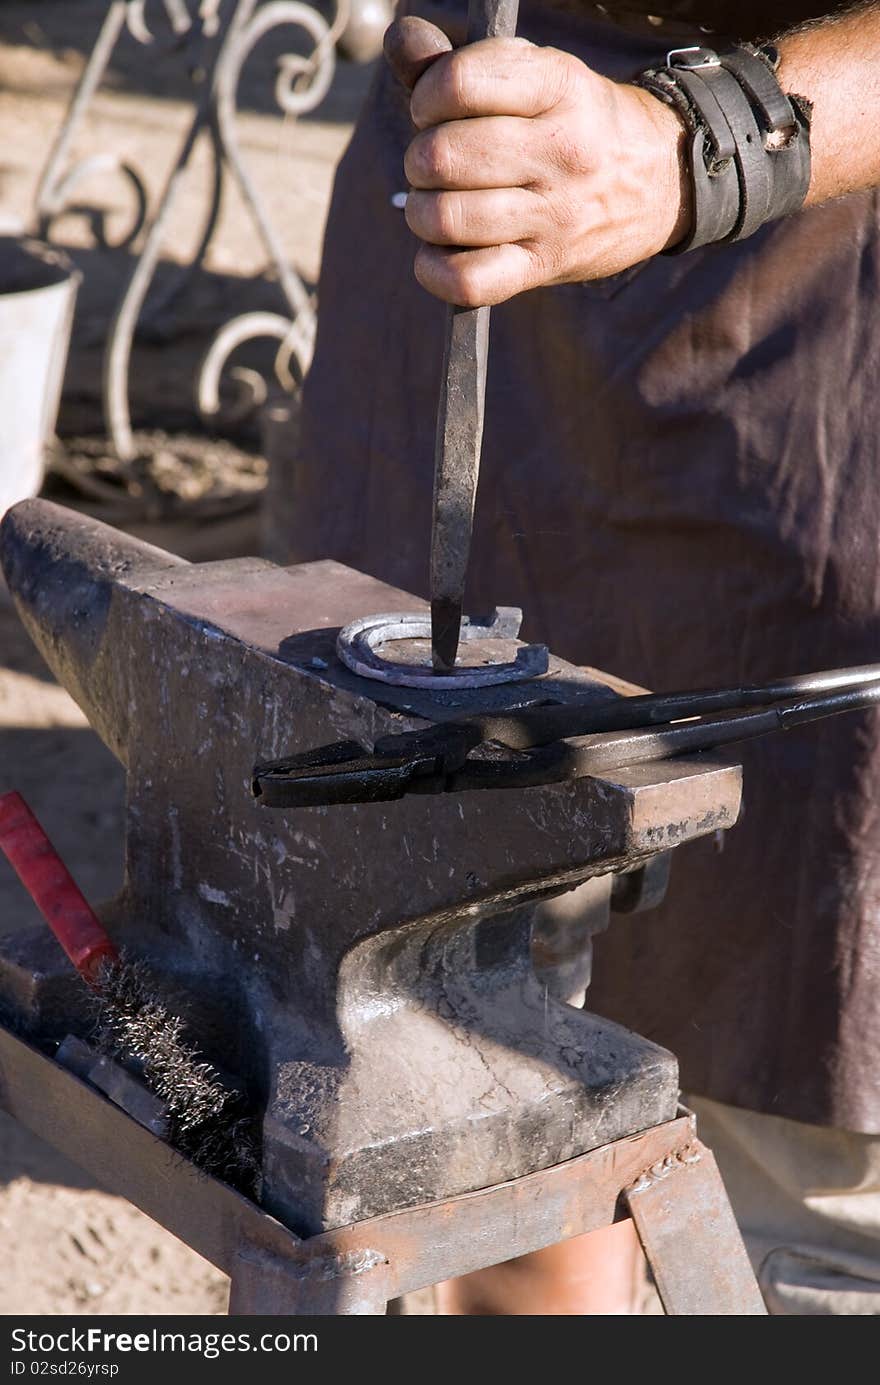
[287,1,880,1131]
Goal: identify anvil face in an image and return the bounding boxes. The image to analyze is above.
[0,501,742,1233]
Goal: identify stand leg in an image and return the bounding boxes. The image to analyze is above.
[625,1138,766,1315]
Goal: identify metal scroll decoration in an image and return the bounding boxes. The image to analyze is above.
[33,0,355,462]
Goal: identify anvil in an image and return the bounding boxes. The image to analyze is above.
[0,499,741,1235]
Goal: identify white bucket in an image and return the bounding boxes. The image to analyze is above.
[0,238,79,519]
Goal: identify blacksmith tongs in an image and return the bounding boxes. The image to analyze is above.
[253,663,880,808]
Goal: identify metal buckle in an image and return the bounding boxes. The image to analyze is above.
[666,45,721,70]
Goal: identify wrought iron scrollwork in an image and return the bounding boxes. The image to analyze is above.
[34,0,380,461]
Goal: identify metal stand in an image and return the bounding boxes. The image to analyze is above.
[34,0,350,458]
[0,1023,765,1315]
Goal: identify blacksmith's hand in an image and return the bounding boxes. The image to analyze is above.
[384,17,690,306]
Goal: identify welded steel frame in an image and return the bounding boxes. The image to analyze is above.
[0,1022,765,1316]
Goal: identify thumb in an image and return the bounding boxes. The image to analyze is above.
[383,16,453,92]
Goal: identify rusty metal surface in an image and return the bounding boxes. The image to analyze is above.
[0,1016,709,1312]
[0,499,742,1235]
[300,1114,700,1301]
[627,1137,767,1315]
[230,1245,393,1315]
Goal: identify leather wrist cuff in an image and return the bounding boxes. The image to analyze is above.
[636,43,812,253]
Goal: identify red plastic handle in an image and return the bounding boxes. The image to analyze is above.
[0,791,118,984]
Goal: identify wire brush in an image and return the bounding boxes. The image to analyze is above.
[0,790,260,1197]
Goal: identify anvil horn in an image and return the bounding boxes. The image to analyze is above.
[0,498,185,763]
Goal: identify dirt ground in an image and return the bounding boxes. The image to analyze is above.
[0,0,374,1316]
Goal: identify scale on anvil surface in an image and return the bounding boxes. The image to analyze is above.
[1,0,879,1318]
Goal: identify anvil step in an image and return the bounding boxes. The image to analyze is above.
[0,500,742,1233]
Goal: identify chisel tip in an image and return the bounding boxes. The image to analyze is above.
[431,597,462,672]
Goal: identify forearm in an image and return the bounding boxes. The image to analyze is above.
[777,5,880,204]
[387,5,880,306]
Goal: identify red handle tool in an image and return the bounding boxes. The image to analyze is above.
[0,791,118,984]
